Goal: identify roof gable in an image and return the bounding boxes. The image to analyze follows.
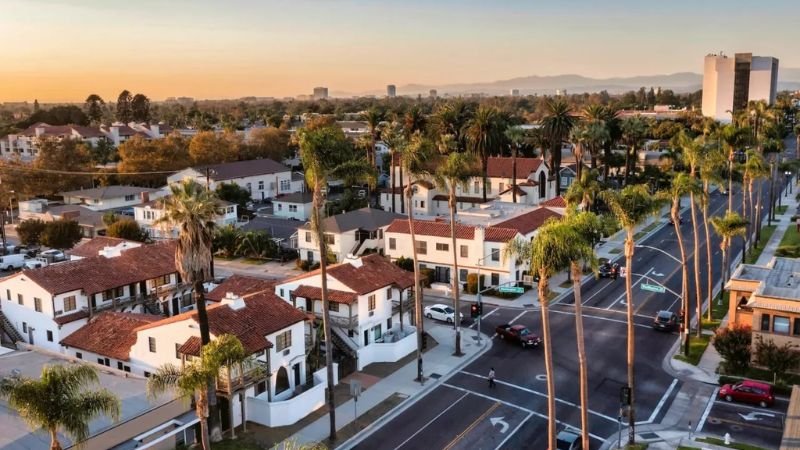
[486,157,544,179]
[193,158,290,181]
[286,254,414,295]
[494,207,562,235]
[61,312,161,361]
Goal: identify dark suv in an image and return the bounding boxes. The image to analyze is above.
[652,310,678,331]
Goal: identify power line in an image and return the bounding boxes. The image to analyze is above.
[0,163,181,176]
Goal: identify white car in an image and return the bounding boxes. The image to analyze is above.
[424,304,463,323]
[40,249,66,262]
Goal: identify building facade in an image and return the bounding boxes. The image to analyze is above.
[702,52,779,122]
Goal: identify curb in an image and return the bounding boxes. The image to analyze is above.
[337,330,494,449]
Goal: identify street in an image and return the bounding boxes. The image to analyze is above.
[698,393,789,449]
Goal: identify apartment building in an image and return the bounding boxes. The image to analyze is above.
[134,197,238,240]
[702,52,779,122]
[168,158,302,202]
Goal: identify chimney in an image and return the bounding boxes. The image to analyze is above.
[474,225,485,244]
[35,126,46,137]
[222,292,246,310]
[150,124,160,137]
[140,191,150,204]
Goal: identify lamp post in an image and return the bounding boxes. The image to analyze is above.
[786,171,792,198]
[7,190,14,225]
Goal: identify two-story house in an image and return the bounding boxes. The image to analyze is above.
[134,197,238,240]
[0,123,108,161]
[273,192,314,221]
[298,207,405,263]
[168,159,303,202]
[726,257,800,365]
[0,239,189,353]
[59,186,163,212]
[275,254,416,371]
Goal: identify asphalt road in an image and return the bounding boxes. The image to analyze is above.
[698,392,789,449]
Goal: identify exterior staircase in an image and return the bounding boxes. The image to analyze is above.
[330,326,359,359]
[0,310,24,343]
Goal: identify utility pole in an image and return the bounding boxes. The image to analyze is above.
[205,167,215,278]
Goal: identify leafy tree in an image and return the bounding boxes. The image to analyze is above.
[41,219,83,249]
[189,131,240,165]
[16,219,47,246]
[754,336,800,383]
[117,135,190,186]
[216,182,251,211]
[89,139,117,166]
[131,94,151,122]
[116,90,133,123]
[0,364,120,450]
[241,127,292,162]
[106,219,148,242]
[17,105,88,128]
[33,99,40,113]
[31,138,92,195]
[713,324,752,375]
[84,94,105,125]
[212,225,241,258]
[235,231,277,260]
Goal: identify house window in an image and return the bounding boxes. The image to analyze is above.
[76,352,82,359]
[276,330,292,351]
[460,245,468,258]
[5,289,10,300]
[116,287,125,298]
[144,371,151,378]
[123,366,130,372]
[459,269,468,283]
[256,381,267,395]
[46,330,53,342]
[258,181,265,191]
[289,205,298,212]
[415,240,427,255]
[386,288,392,299]
[124,194,135,201]
[64,296,76,312]
[22,322,27,333]
[389,238,396,250]
[368,294,376,311]
[279,288,284,298]
[387,317,392,330]
[473,181,480,194]
[118,361,124,370]
[324,234,334,245]
[17,294,23,305]
[760,314,771,332]
[794,318,800,336]
[148,337,157,353]
[34,298,42,312]
[491,248,500,262]
[306,232,312,243]
[436,243,449,252]
[280,180,291,192]
[175,343,181,359]
[773,316,790,335]
[97,358,104,365]
[499,182,505,193]
[491,273,500,286]
[328,301,339,312]
[246,183,252,193]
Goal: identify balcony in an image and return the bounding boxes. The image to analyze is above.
[216,360,269,395]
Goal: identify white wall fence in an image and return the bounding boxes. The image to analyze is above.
[357,327,417,371]
[246,363,339,428]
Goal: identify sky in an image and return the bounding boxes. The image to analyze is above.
[1,0,799,102]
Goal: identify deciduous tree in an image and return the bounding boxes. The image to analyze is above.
[41,219,83,250]
[84,94,105,125]
[106,219,148,242]
[189,131,240,165]
[116,90,133,123]
[754,336,800,384]
[16,219,46,246]
[241,127,292,162]
[713,324,752,375]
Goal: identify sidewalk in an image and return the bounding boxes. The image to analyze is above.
[754,185,799,266]
[290,324,492,448]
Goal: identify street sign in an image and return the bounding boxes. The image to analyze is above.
[641,283,666,293]
[499,286,524,294]
[350,380,362,398]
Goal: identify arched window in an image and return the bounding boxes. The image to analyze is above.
[275,366,290,394]
[538,171,547,199]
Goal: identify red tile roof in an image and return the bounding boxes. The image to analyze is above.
[291,285,357,304]
[22,241,177,296]
[484,227,520,242]
[541,196,567,208]
[385,220,517,243]
[494,207,562,235]
[54,309,89,325]
[206,275,275,302]
[177,336,202,356]
[69,236,139,259]
[286,254,414,295]
[486,157,544,179]
[61,312,162,361]
[518,180,539,187]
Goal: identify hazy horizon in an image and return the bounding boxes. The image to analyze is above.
[2,0,799,102]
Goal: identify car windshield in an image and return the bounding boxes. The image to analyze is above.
[519,328,530,336]
[657,312,672,321]
[443,307,454,314]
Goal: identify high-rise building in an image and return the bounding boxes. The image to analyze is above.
[510,89,520,97]
[313,87,329,100]
[702,52,779,122]
[386,85,396,97]
[429,89,438,99]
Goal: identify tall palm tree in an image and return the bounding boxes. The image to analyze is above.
[569,124,589,183]
[362,107,386,168]
[0,364,120,450]
[564,168,601,212]
[718,124,747,214]
[298,124,374,441]
[747,100,775,241]
[710,212,749,302]
[401,132,432,382]
[504,126,527,203]
[620,117,647,185]
[467,106,506,201]
[156,179,221,438]
[743,150,769,248]
[563,211,600,449]
[600,185,665,447]
[382,122,407,213]
[401,106,428,214]
[433,137,477,356]
[541,99,577,195]
[700,136,727,321]
[432,100,473,151]
[148,335,251,450]
[585,105,621,181]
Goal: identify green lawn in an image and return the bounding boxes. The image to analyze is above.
[696,436,768,450]
[780,223,800,246]
[744,225,777,264]
[622,444,649,450]
[702,291,730,330]
[634,222,660,240]
[674,335,711,366]
[776,205,788,215]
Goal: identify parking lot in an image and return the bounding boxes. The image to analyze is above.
[698,392,789,449]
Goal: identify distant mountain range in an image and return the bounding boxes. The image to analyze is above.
[338,68,800,97]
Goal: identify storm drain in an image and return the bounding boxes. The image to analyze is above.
[429,373,442,379]
[639,432,660,440]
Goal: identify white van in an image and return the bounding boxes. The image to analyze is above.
[23,257,49,270]
[0,254,27,271]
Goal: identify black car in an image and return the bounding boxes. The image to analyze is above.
[653,310,678,331]
[598,262,620,279]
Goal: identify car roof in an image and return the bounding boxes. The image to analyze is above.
[429,304,449,309]
[740,380,772,389]
[556,431,580,441]
[511,324,527,330]
[656,310,673,318]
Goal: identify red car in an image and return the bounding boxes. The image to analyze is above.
[496,324,542,348]
[718,380,775,408]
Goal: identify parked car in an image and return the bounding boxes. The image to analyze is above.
[24,257,49,270]
[0,244,16,256]
[495,324,542,348]
[0,254,28,271]
[424,304,462,323]
[652,310,678,331]
[556,430,582,450]
[718,380,775,408]
[39,249,66,263]
[14,245,40,257]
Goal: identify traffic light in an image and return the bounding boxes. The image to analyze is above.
[470,304,479,318]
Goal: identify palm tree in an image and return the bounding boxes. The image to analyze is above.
[747,101,775,241]
[401,106,428,214]
[504,126,527,203]
[156,179,221,438]
[432,100,473,151]
[467,106,506,201]
[298,124,374,441]
[382,122,407,213]
[0,364,120,450]
[569,124,588,183]
[433,137,477,356]
[600,185,665,447]
[564,168,601,212]
[743,150,769,248]
[700,136,727,321]
[718,124,747,214]
[541,100,577,195]
[212,224,241,259]
[620,117,647,185]
[362,107,386,168]
[710,212,749,302]
[562,211,600,449]
[236,231,277,260]
[148,335,250,450]
[401,132,432,382]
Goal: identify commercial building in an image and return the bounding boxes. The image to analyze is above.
[313,87,329,100]
[702,52,779,122]
[387,84,397,97]
[510,89,520,97]
[429,89,438,99]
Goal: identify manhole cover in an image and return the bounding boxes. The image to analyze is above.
[430,373,442,379]
[708,418,722,425]
[640,432,660,440]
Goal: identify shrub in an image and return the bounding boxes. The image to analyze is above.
[713,324,752,375]
[106,219,148,242]
[466,273,478,294]
[754,335,800,383]
[296,259,310,271]
[775,245,800,257]
[394,256,414,272]
[419,268,434,288]
[16,219,47,246]
[40,219,83,250]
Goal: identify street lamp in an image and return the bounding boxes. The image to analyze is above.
[786,171,792,197]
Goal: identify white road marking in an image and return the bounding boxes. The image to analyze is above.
[391,390,470,450]
[713,400,787,415]
[510,310,528,324]
[442,383,605,441]
[580,280,616,306]
[468,308,499,329]
[459,371,618,423]
[607,268,653,310]
[696,387,719,432]
[645,378,679,424]
[494,412,532,450]
[549,309,653,329]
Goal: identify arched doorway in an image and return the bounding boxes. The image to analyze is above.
[538,171,547,199]
[275,366,290,395]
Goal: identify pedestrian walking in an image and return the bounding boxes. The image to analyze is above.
[488,367,496,388]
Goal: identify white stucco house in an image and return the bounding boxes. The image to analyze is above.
[134,198,238,240]
[275,253,417,371]
[0,123,108,161]
[297,207,405,263]
[59,186,164,212]
[167,159,303,202]
[273,192,314,221]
